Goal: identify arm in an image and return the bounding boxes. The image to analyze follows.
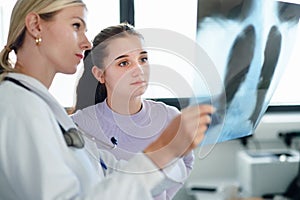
[144,104,213,199]
[144,104,213,170]
[155,104,195,199]
[0,91,163,200]
[165,151,195,199]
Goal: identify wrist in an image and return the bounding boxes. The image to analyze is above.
[144,138,176,169]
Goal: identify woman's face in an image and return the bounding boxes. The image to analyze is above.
[101,35,150,99]
[39,5,91,74]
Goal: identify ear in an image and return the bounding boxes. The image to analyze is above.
[92,66,105,83]
[25,12,42,39]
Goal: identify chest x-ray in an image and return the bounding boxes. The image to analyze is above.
[194,0,300,144]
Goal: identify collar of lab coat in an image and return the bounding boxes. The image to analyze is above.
[5,73,76,131]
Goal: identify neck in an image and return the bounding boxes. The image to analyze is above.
[15,37,56,89]
[14,61,54,89]
[106,95,142,115]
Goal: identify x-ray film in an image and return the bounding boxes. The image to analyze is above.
[193,0,300,145]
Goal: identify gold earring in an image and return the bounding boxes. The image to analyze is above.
[35,37,42,46]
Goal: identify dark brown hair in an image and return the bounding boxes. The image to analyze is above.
[76,23,144,107]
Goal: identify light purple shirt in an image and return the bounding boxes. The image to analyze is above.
[72,99,195,200]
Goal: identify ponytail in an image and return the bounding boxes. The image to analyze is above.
[0,45,14,74]
[95,82,107,104]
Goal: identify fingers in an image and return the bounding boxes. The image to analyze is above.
[144,104,216,169]
[198,104,216,115]
[181,104,215,131]
[199,113,212,127]
[181,105,215,122]
[180,104,215,155]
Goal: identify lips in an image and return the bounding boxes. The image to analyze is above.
[75,53,83,59]
[131,80,146,86]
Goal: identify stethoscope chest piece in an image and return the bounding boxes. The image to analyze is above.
[63,128,85,148]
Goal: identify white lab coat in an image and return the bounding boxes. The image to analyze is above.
[0,73,167,200]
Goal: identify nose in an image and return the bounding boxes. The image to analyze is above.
[131,62,145,77]
[81,35,92,50]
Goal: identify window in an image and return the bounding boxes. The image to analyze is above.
[135,0,199,99]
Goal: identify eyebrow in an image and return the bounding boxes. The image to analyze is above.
[114,51,148,61]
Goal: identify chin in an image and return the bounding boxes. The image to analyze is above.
[133,88,147,97]
[62,67,77,75]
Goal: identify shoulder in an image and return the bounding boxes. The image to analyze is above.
[71,104,98,125]
[71,104,105,136]
[0,81,52,117]
[0,81,61,146]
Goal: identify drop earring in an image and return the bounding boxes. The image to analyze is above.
[35,37,42,46]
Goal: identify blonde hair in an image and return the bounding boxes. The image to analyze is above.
[0,0,86,73]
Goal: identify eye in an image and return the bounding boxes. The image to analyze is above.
[140,56,148,63]
[73,23,81,30]
[119,60,130,67]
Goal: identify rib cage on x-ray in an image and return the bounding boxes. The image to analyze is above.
[196,0,300,144]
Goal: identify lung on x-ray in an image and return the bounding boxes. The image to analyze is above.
[194,0,300,144]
